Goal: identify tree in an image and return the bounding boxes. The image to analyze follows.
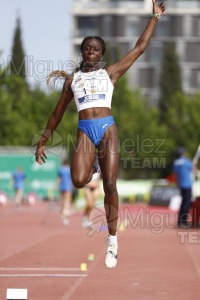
[10,17,26,80]
[159,43,182,122]
[104,44,171,179]
[0,74,32,145]
[110,72,172,179]
[166,91,200,159]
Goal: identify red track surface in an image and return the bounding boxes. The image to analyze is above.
[1,201,200,300]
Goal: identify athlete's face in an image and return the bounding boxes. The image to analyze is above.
[81,39,103,66]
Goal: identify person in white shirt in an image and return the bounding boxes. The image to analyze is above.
[82,172,101,228]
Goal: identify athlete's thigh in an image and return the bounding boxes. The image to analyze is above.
[71,129,96,180]
[98,124,119,182]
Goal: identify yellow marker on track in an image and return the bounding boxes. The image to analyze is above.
[80,263,87,271]
[88,253,95,261]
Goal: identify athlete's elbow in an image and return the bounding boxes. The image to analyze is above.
[135,43,147,55]
[139,44,147,54]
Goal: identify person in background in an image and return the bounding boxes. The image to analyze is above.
[173,147,196,227]
[58,159,73,225]
[82,172,101,228]
[12,166,26,208]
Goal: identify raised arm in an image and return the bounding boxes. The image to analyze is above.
[106,0,165,84]
[35,76,74,165]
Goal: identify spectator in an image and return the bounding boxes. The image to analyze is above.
[12,166,26,208]
[58,159,73,225]
[173,148,196,227]
[82,172,101,228]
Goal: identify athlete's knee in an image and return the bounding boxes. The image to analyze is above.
[104,180,117,195]
[71,173,88,189]
[72,178,85,189]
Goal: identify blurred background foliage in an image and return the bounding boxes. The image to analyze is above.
[1,18,200,180]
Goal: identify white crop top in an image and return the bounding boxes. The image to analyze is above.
[71,69,114,112]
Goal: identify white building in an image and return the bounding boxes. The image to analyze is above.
[71,0,200,105]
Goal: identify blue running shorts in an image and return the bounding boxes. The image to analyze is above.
[78,116,115,147]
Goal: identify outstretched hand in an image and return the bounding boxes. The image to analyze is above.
[35,145,47,165]
[152,0,165,17]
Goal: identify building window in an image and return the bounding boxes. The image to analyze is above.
[190,69,200,88]
[144,43,163,63]
[169,16,183,37]
[125,16,139,37]
[192,16,200,37]
[100,15,115,37]
[77,17,99,37]
[155,21,170,37]
[139,69,155,88]
[186,43,200,62]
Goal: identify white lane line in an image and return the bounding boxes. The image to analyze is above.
[0,268,80,271]
[0,274,87,277]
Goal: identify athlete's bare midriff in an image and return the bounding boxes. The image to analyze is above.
[79,107,112,120]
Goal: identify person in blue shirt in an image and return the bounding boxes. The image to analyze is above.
[12,166,26,208]
[173,148,195,227]
[58,159,73,225]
